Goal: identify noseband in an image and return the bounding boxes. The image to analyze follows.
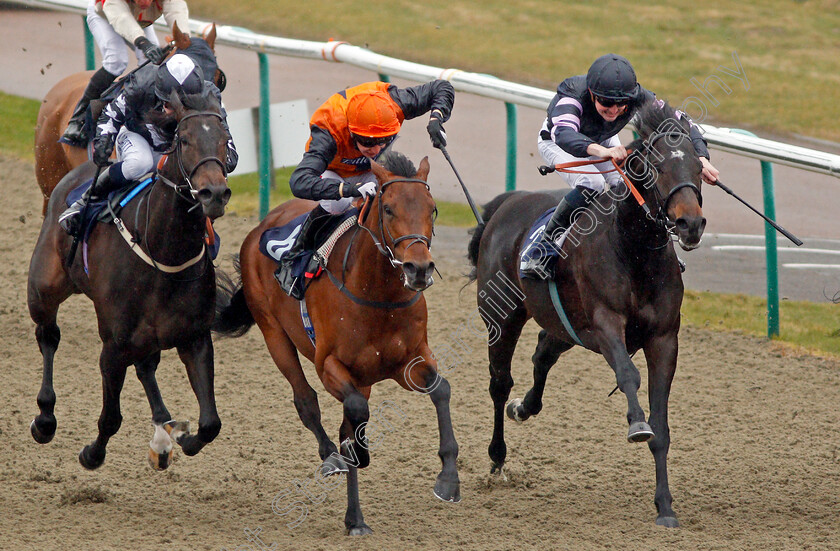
[157,111,227,207]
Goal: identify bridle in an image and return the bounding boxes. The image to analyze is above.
[632,129,703,231]
[156,111,227,209]
[357,177,436,268]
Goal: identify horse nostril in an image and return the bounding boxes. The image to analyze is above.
[402,262,418,277]
[675,218,689,232]
[197,188,213,203]
[222,187,231,205]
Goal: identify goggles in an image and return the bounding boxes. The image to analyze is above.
[352,134,393,148]
[593,94,629,108]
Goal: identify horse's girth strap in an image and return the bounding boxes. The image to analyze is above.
[548,280,583,346]
[113,217,205,273]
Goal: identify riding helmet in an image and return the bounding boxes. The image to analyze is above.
[346,90,401,138]
[586,53,641,101]
[155,54,205,101]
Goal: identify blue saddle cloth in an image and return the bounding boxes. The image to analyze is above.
[518,207,561,277]
[66,176,221,260]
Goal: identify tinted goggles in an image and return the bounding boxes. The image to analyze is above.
[352,134,393,148]
[594,95,629,108]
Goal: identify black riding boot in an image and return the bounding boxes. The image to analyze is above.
[62,67,118,147]
[274,205,330,299]
[58,164,123,235]
[521,186,590,278]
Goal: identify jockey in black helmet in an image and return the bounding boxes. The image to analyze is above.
[522,53,720,278]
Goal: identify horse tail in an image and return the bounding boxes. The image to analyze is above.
[466,191,524,282]
[213,258,255,338]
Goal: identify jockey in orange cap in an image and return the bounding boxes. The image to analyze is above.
[275,80,454,297]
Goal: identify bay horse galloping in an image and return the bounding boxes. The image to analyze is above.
[214,152,460,535]
[467,101,706,527]
[28,91,231,470]
[33,22,222,214]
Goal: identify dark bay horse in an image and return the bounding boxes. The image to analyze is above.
[467,101,706,527]
[213,152,460,535]
[33,22,223,214]
[28,91,231,470]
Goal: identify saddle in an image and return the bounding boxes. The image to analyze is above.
[259,208,360,300]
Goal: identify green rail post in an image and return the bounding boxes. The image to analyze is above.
[83,17,95,70]
[505,102,517,192]
[732,129,779,338]
[378,74,390,83]
[258,53,272,220]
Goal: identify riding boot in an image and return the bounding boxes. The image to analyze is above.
[62,67,118,147]
[274,205,330,299]
[58,165,121,235]
[521,186,591,278]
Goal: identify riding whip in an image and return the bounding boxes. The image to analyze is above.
[714,179,803,246]
[66,164,103,267]
[437,145,484,225]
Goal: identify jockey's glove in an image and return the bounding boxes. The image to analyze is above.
[341,181,377,199]
[93,136,114,167]
[134,37,167,65]
[427,117,447,149]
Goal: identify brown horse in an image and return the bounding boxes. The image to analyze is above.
[466,101,706,527]
[28,91,231,470]
[33,22,222,214]
[213,151,460,535]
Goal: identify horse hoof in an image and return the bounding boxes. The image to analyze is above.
[163,420,190,444]
[321,455,349,477]
[346,525,373,536]
[627,421,654,443]
[489,463,508,481]
[78,445,105,470]
[433,478,462,503]
[148,446,174,471]
[506,398,526,423]
[655,516,679,528]
[30,418,56,444]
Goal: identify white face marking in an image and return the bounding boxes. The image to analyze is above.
[671,150,685,160]
[202,123,210,132]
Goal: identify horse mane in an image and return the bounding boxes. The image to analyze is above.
[631,99,691,143]
[378,150,416,178]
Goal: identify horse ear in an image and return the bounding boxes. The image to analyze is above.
[168,90,185,117]
[172,21,192,51]
[416,156,430,181]
[370,160,389,186]
[202,23,217,51]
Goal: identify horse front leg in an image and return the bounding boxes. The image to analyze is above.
[79,342,129,470]
[508,330,573,423]
[322,356,372,535]
[135,352,179,470]
[398,353,460,503]
[643,331,679,527]
[30,322,61,444]
[593,315,653,443]
[174,332,221,456]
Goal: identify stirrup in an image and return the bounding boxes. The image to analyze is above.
[58,204,83,235]
[61,119,88,147]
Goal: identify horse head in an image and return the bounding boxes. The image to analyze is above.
[628,101,706,250]
[164,91,231,219]
[369,154,436,291]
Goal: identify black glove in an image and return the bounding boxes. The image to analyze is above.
[427,117,447,149]
[134,36,166,65]
[93,136,114,167]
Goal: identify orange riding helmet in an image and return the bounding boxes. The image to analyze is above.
[346,90,402,138]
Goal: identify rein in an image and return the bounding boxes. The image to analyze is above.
[321,177,434,310]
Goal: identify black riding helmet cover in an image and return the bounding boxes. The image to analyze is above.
[586,53,641,101]
[155,54,205,102]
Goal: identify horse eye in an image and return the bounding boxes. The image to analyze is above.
[383,205,394,216]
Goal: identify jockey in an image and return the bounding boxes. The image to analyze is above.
[274,80,453,293]
[59,54,238,235]
[62,0,190,146]
[521,53,720,277]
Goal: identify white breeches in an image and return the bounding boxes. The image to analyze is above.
[115,127,162,181]
[87,0,159,76]
[318,169,374,214]
[537,135,623,193]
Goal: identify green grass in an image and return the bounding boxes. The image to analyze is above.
[190,0,840,143]
[0,92,40,161]
[682,290,840,358]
